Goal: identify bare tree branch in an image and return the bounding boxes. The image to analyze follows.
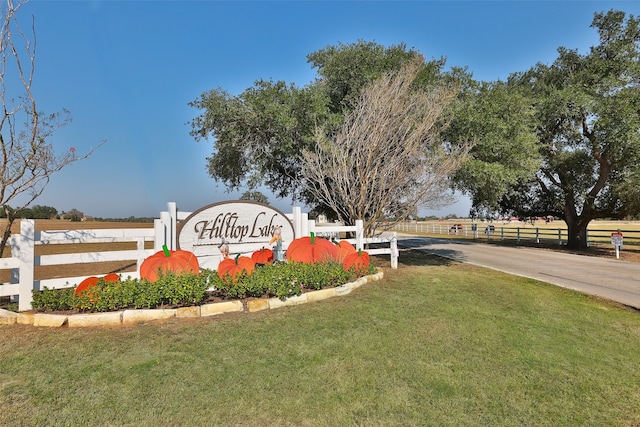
[301,58,473,236]
[0,0,103,256]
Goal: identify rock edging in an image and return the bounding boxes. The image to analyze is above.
[0,269,384,328]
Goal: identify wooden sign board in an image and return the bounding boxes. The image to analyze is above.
[177,201,295,270]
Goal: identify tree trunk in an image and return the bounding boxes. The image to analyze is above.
[565,216,590,249]
[0,215,16,258]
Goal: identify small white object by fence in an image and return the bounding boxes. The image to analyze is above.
[611,232,623,259]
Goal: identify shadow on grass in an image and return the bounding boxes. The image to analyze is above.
[395,238,467,265]
[374,248,458,267]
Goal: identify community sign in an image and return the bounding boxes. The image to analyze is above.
[177,200,295,270]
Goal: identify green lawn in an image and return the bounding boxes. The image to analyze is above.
[1,250,639,426]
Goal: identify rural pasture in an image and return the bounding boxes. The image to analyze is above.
[392,218,640,263]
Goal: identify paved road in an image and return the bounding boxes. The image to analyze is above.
[396,235,640,310]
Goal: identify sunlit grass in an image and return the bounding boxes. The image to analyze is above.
[1,251,639,426]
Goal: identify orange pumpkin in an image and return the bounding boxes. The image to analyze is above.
[342,249,370,275]
[334,240,357,263]
[140,245,199,282]
[75,273,120,295]
[103,273,120,282]
[286,232,338,264]
[218,254,255,280]
[251,247,274,265]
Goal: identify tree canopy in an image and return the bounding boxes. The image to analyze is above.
[239,190,269,204]
[450,10,640,248]
[188,41,453,208]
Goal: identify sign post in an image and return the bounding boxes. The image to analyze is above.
[611,230,623,259]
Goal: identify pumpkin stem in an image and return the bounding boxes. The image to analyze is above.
[358,249,362,256]
[310,231,315,244]
[235,253,241,264]
[162,244,170,257]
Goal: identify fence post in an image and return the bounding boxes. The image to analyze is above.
[8,235,18,302]
[558,229,562,246]
[17,219,35,312]
[301,212,309,237]
[292,206,302,237]
[390,232,398,269]
[154,218,165,251]
[168,202,178,250]
[535,228,540,244]
[136,238,145,272]
[355,220,364,250]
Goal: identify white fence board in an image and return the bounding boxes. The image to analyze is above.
[0,284,19,297]
[37,228,155,244]
[37,249,155,266]
[0,257,19,269]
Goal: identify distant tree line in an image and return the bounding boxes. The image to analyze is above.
[92,216,156,223]
[0,205,155,223]
[0,205,58,220]
[0,205,84,221]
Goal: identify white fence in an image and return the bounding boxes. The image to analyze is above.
[391,221,640,247]
[1,219,156,311]
[2,202,397,312]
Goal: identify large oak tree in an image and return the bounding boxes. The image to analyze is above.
[451,10,640,249]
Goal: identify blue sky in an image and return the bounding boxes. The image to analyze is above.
[12,0,640,218]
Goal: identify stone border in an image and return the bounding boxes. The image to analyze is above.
[0,269,384,328]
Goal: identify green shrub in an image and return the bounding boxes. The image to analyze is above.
[30,260,380,312]
[32,272,211,313]
[263,262,304,300]
[31,286,76,311]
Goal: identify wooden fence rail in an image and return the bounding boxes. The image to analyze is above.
[2,219,156,311]
[390,222,640,247]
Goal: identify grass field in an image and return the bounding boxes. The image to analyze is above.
[1,250,639,426]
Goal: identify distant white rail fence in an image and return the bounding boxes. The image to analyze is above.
[2,202,397,311]
[390,221,640,247]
